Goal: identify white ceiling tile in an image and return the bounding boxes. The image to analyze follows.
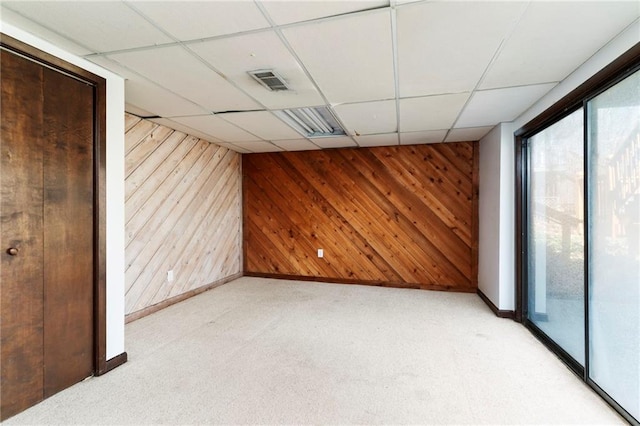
[282,10,395,103]
[272,139,321,151]
[311,137,358,149]
[233,141,284,153]
[0,5,94,55]
[400,130,447,145]
[399,93,469,132]
[2,1,172,53]
[189,31,324,109]
[219,111,302,140]
[88,56,209,117]
[456,84,556,128]
[171,115,262,142]
[334,100,397,135]
[354,133,399,147]
[445,126,494,143]
[397,1,526,97]
[481,2,640,89]
[108,45,262,112]
[127,1,269,41]
[260,1,389,26]
[124,79,210,118]
[149,118,224,145]
[215,143,252,154]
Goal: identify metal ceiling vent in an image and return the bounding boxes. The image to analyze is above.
[274,106,347,138]
[248,69,289,91]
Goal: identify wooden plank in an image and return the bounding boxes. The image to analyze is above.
[242,142,479,292]
[134,150,240,310]
[124,116,243,316]
[124,119,157,155]
[125,130,188,201]
[296,150,442,283]
[180,183,243,299]
[246,153,394,281]
[350,148,471,280]
[125,144,226,309]
[332,149,469,286]
[42,67,94,397]
[125,139,212,256]
[169,154,242,298]
[125,126,174,178]
[125,135,199,226]
[376,147,472,246]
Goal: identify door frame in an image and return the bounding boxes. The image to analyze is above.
[0,33,120,376]
[514,42,640,425]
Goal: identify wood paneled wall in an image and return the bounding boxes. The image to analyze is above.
[125,114,242,316]
[243,143,478,292]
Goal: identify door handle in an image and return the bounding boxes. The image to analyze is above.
[6,248,18,256]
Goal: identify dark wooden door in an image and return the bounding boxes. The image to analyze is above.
[1,48,95,420]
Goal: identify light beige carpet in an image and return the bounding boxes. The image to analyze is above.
[5,277,623,424]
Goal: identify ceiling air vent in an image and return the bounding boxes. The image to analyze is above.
[248,69,289,91]
[274,106,347,138]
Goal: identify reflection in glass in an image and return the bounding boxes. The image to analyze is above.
[588,69,640,420]
[528,109,585,365]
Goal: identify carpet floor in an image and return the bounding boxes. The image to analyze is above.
[5,277,623,424]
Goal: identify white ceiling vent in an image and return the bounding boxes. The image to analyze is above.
[248,69,289,91]
[274,106,347,138]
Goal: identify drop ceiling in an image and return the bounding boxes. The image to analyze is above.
[2,1,638,153]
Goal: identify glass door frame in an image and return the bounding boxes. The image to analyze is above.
[519,103,587,378]
[515,43,640,426]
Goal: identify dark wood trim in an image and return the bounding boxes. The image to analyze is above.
[0,33,115,377]
[514,136,524,323]
[515,42,640,139]
[476,289,515,319]
[93,79,109,376]
[125,273,243,324]
[102,352,128,375]
[244,272,477,293]
[470,141,480,288]
[241,157,249,273]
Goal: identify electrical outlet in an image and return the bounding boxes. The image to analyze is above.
[317,248,324,258]
[167,270,174,282]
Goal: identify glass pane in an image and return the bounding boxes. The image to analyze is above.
[528,108,585,365]
[588,69,640,421]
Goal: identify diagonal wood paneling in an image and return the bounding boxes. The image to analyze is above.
[124,113,242,316]
[243,143,478,292]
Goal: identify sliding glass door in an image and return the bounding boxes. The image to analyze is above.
[522,67,639,423]
[588,69,639,420]
[527,109,585,366]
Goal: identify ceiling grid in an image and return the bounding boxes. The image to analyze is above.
[2,0,638,153]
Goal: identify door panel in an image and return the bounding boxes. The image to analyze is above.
[0,48,46,420]
[588,69,640,420]
[42,67,95,397]
[527,108,585,365]
[0,47,95,420]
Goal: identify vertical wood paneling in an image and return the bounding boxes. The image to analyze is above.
[243,143,479,292]
[124,114,242,316]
